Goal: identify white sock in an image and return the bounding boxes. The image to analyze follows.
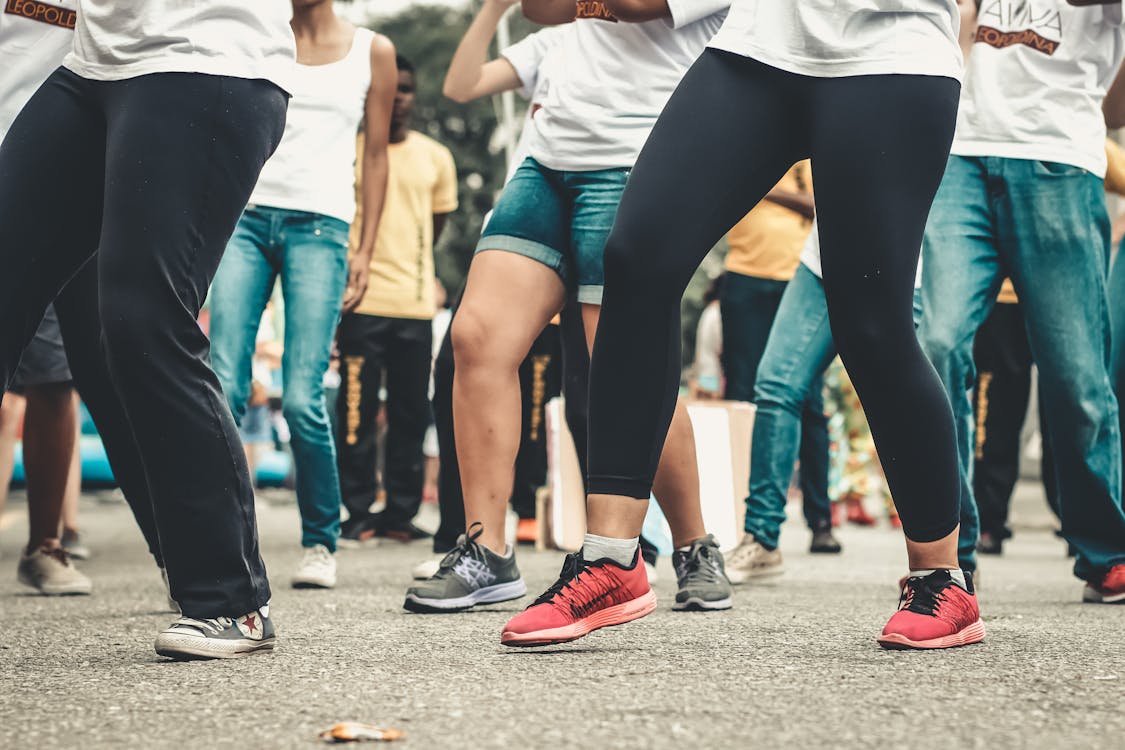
[910,568,968,591]
[582,534,639,567]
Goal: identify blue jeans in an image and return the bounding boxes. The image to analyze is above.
[477,157,629,304]
[210,205,350,552]
[721,270,832,533]
[745,266,932,554]
[921,155,1125,581]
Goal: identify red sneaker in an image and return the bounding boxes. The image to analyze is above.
[501,550,656,647]
[845,495,877,527]
[1083,564,1125,603]
[878,570,985,650]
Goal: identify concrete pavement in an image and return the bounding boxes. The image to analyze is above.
[1,485,1122,749]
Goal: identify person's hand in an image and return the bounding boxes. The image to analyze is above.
[341,253,371,314]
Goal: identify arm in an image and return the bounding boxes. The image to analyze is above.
[433,213,450,246]
[521,0,576,25]
[601,0,671,22]
[343,35,398,314]
[763,189,815,220]
[444,0,525,103]
[1106,63,1125,129]
[957,0,978,59]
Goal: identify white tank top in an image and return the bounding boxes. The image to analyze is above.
[251,27,375,224]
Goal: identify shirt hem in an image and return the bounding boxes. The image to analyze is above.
[950,142,1106,179]
[62,55,291,92]
[705,39,962,82]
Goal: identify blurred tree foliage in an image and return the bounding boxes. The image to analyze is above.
[363,2,723,374]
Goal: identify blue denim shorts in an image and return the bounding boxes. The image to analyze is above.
[477,157,629,305]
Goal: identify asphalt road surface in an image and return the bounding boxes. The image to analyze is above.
[1,483,1122,749]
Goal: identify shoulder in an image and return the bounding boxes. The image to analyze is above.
[368,31,396,69]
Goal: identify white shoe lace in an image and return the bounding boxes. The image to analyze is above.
[170,616,233,635]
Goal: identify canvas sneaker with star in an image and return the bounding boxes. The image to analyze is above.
[501,549,656,647]
[17,544,92,596]
[672,534,733,611]
[154,606,276,660]
[1082,564,1125,603]
[878,570,985,650]
[291,544,337,589]
[724,534,783,584]
[403,524,526,613]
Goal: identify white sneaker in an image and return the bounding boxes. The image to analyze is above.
[155,605,276,660]
[724,534,783,585]
[411,556,443,581]
[292,544,337,589]
[645,561,659,584]
[17,545,92,595]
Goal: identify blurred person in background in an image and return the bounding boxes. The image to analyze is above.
[209,0,397,590]
[335,55,459,545]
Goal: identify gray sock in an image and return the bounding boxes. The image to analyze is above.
[582,533,639,567]
[910,568,968,591]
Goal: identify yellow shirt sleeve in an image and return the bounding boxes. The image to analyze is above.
[1105,139,1125,197]
[432,144,459,215]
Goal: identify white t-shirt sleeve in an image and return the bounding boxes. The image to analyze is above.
[501,29,557,99]
[666,0,731,29]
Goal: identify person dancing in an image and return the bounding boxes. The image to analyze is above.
[0,0,294,660]
[502,0,982,650]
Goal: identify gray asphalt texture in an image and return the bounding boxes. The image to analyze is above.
[1,483,1123,750]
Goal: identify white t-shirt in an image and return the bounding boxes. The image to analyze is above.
[1,0,77,138]
[63,0,294,89]
[708,0,962,80]
[501,26,568,183]
[800,219,922,288]
[952,0,1124,177]
[251,27,374,223]
[526,1,728,171]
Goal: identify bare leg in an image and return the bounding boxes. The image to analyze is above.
[906,527,960,571]
[0,394,26,518]
[452,251,566,554]
[24,383,77,551]
[581,304,707,547]
[60,392,82,536]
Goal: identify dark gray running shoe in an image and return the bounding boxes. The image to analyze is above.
[672,535,733,611]
[403,524,526,613]
[154,606,276,660]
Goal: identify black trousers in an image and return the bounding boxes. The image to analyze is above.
[336,313,433,524]
[432,305,564,551]
[588,50,963,543]
[0,68,287,617]
[972,301,1059,537]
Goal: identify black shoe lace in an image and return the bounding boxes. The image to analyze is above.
[900,575,948,616]
[433,522,486,579]
[532,553,589,606]
[676,542,723,584]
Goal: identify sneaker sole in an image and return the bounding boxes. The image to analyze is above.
[877,618,986,650]
[336,538,379,550]
[291,578,336,589]
[154,634,277,661]
[18,574,92,596]
[403,579,527,613]
[673,595,733,612]
[809,546,842,555]
[726,566,783,585]
[501,590,657,647]
[1083,587,1125,603]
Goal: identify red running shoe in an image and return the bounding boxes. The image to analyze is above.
[501,550,656,647]
[1083,564,1125,603]
[878,570,985,650]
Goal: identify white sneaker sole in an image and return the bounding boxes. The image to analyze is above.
[154,633,277,660]
[673,595,733,611]
[404,579,527,613]
[1083,586,1125,603]
[291,575,336,589]
[726,565,783,585]
[18,573,92,596]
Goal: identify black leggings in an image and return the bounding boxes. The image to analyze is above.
[588,50,963,543]
[0,67,287,616]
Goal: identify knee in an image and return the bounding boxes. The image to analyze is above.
[754,372,807,415]
[451,305,517,372]
[281,388,325,436]
[918,322,974,390]
[602,218,683,296]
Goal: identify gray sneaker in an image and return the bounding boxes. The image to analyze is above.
[154,606,276,660]
[403,524,526,613]
[672,535,733,611]
[18,545,92,596]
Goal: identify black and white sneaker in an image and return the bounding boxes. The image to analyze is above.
[154,606,276,660]
[672,535,733,611]
[403,523,526,613]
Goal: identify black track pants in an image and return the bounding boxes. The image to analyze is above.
[0,67,287,617]
[588,50,963,543]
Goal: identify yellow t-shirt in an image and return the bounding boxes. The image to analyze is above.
[352,131,458,319]
[724,160,814,282]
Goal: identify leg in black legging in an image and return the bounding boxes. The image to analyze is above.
[588,52,808,504]
[811,73,961,548]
